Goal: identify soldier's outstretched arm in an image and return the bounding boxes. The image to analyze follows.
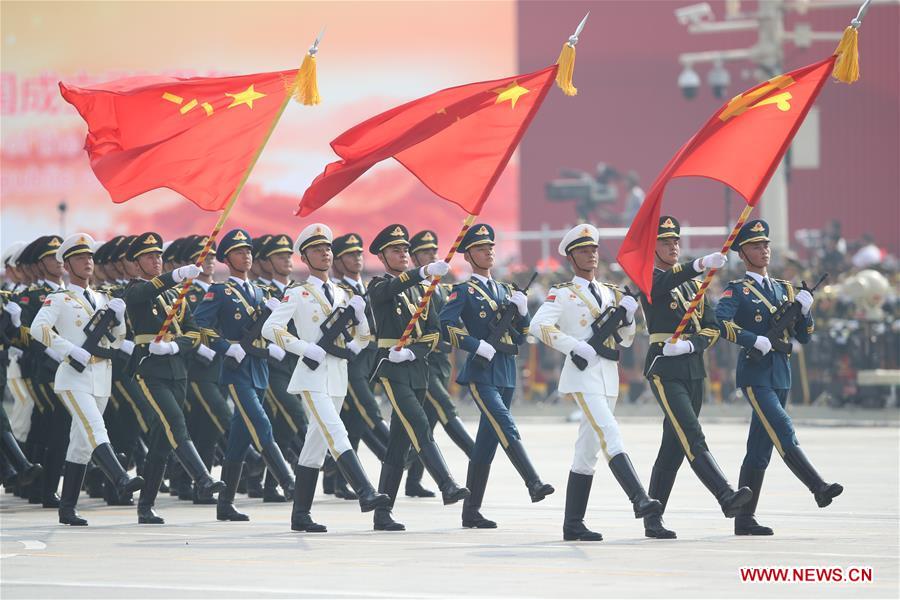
[124,271,179,304]
[650,260,703,301]
[530,287,579,354]
[368,268,426,305]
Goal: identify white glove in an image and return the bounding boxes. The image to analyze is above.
[107,297,126,322]
[45,347,63,362]
[119,339,135,356]
[572,340,597,361]
[347,339,365,355]
[618,295,639,320]
[268,344,286,361]
[348,295,367,321]
[662,339,694,356]
[197,343,216,361]
[475,340,496,360]
[264,297,281,312]
[8,346,23,360]
[753,335,772,356]
[796,289,813,315]
[3,302,22,327]
[423,260,450,278]
[302,343,326,363]
[697,252,728,271]
[225,343,246,364]
[149,341,178,356]
[172,264,202,282]
[510,290,528,316]
[68,346,91,366]
[388,347,415,363]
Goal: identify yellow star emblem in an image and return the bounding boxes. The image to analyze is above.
[492,81,530,109]
[226,84,266,110]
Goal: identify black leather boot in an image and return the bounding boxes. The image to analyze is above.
[335,451,390,512]
[58,462,88,526]
[689,451,752,518]
[735,465,774,535]
[562,471,602,541]
[291,465,326,532]
[41,443,64,508]
[85,465,106,498]
[361,425,388,462]
[243,446,265,478]
[333,468,359,500]
[217,460,249,521]
[263,470,287,502]
[644,466,678,539]
[444,416,475,458]
[404,458,435,498]
[321,455,336,495]
[137,456,166,524]
[504,437,554,502]
[174,440,225,498]
[608,453,663,519]
[461,462,497,529]
[92,442,144,497]
[0,431,42,487]
[417,441,469,505]
[260,441,295,497]
[373,463,406,531]
[782,446,843,507]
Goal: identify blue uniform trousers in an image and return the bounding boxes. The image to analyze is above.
[742,386,799,470]
[224,383,274,462]
[468,383,519,464]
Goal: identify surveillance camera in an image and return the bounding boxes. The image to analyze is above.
[675,2,713,26]
[678,65,701,100]
[707,60,731,99]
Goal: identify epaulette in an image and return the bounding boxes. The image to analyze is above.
[600,282,622,292]
[336,282,355,295]
[773,278,792,287]
[553,281,576,290]
[730,279,744,285]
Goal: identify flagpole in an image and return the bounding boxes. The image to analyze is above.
[153,44,320,343]
[669,203,755,343]
[391,213,477,351]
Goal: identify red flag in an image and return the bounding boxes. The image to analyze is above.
[297,66,558,216]
[60,70,296,211]
[617,56,836,297]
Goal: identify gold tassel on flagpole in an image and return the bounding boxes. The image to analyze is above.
[295,52,320,105]
[832,25,860,84]
[555,43,578,96]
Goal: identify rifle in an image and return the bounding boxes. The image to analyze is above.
[747,273,828,363]
[223,305,273,371]
[570,286,637,371]
[471,272,538,370]
[68,308,120,373]
[302,305,360,371]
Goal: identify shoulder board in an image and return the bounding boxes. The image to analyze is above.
[336,282,354,295]
[553,281,576,289]
[48,289,67,296]
[729,279,744,285]
[773,278,792,286]
[600,282,622,292]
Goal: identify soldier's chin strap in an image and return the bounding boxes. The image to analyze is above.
[654,251,677,268]
[465,249,491,273]
[739,248,767,272]
[567,251,595,277]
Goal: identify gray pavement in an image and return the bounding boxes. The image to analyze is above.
[2,420,898,599]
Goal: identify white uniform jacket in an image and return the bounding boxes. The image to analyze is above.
[29,288,126,396]
[262,278,371,397]
[530,277,635,396]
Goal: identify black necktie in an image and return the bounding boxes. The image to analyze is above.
[323,283,334,305]
[588,282,604,308]
[243,282,254,302]
[487,279,497,298]
[83,289,96,310]
[355,282,364,296]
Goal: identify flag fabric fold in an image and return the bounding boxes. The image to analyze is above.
[60,70,297,211]
[297,65,559,216]
[617,56,836,297]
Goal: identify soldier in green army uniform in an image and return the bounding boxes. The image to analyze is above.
[255,233,310,502]
[367,224,469,531]
[124,232,225,524]
[403,230,476,498]
[640,216,752,539]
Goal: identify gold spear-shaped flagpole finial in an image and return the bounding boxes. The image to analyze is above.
[296,27,325,105]
[833,0,870,84]
[556,12,589,96]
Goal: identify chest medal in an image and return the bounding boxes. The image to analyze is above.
[755,314,763,322]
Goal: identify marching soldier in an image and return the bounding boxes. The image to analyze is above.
[262,224,390,532]
[640,216,751,539]
[29,233,145,525]
[192,229,295,522]
[124,232,225,524]
[368,224,469,531]
[406,230,475,498]
[716,219,843,536]
[531,224,662,540]
[440,223,554,529]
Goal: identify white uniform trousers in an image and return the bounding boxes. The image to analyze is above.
[297,391,353,469]
[568,392,626,475]
[57,390,111,465]
[6,377,34,442]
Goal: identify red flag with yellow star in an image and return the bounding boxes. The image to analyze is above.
[618,56,836,298]
[60,70,296,211]
[297,65,558,216]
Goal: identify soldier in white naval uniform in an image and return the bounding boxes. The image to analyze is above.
[29,233,144,525]
[531,224,662,541]
[263,224,390,533]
